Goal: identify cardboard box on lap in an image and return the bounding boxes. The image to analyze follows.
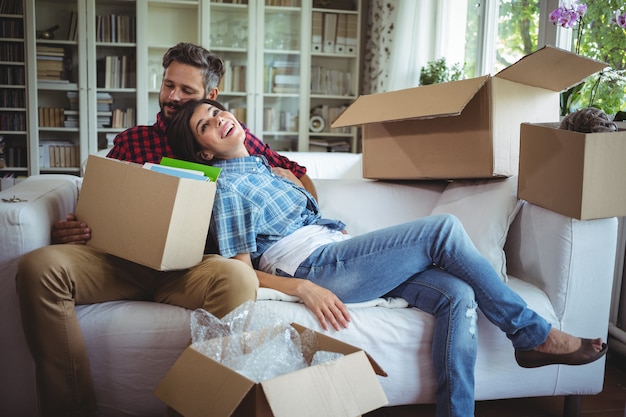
[518,122,626,220]
[332,46,607,180]
[75,155,217,271]
[154,323,389,417]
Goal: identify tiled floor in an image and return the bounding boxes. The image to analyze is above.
[364,352,626,417]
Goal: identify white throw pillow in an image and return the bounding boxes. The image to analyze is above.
[430,177,521,281]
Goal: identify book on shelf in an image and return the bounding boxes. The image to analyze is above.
[220,60,246,93]
[97,56,135,88]
[111,107,135,129]
[67,10,78,41]
[38,107,66,128]
[96,14,136,43]
[267,61,299,94]
[308,139,351,152]
[0,0,24,15]
[64,110,79,128]
[36,45,65,56]
[312,11,323,52]
[346,14,358,54]
[1,145,27,168]
[322,13,338,53]
[335,14,347,53]
[39,141,78,168]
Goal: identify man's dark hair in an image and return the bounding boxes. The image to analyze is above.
[162,42,225,95]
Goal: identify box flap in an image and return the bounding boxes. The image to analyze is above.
[290,323,387,376]
[495,45,607,92]
[260,350,388,417]
[332,76,489,128]
[154,346,256,417]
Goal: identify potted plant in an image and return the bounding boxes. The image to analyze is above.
[550,1,626,118]
[419,58,464,86]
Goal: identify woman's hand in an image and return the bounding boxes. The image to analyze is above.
[51,213,91,245]
[293,279,351,331]
[232,253,351,331]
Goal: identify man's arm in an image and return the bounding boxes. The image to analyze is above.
[242,124,318,198]
[298,173,317,201]
[271,167,318,201]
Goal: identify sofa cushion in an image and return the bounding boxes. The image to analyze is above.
[431,177,521,281]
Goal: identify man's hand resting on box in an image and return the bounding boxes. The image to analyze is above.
[52,213,91,245]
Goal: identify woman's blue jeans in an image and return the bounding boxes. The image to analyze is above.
[293,214,551,417]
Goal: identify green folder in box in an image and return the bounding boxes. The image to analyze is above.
[160,157,221,182]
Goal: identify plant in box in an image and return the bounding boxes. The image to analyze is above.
[552,0,626,118]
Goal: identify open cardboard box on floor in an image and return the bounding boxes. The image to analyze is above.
[154,323,388,417]
[518,122,626,220]
[332,46,607,180]
[75,155,217,271]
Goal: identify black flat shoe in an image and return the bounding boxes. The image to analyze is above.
[515,339,608,368]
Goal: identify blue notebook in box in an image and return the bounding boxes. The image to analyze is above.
[159,157,221,182]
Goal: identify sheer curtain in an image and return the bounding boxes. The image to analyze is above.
[362,0,468,94]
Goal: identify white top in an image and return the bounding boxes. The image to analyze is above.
[258,225,352,276]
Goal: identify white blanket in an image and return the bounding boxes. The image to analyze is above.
[257,287,409,309]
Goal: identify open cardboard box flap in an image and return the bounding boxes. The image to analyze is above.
[333,76,488,127]
[495,45,607,91]
[332,45,607,129]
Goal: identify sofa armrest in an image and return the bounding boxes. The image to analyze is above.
[0,175,80,264]
[505,201,618,333]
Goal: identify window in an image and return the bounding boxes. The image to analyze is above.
[464,0,554,77]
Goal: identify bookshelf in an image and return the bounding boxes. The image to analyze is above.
[27,0,86,175]
[88,0,137,151]
[0,0,28,188]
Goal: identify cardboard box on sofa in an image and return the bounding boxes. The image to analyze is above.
[331,46,607,180]
[75,155,216,271]
[517,122,626,220]
[154,323,389,417]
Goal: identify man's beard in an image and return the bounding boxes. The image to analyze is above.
[160,100,180,121]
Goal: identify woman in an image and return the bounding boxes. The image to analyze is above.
[167,98,607,417]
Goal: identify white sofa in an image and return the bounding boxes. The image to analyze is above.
[0,152,618,417]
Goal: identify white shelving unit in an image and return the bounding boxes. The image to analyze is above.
[25,0,89,175]
[16,0,362,178]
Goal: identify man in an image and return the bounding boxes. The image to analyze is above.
[16,42,314,417]
[54,42,316,245]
